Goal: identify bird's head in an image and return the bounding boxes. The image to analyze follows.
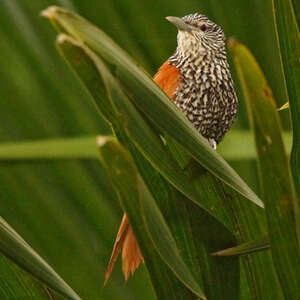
[166,13,225,57]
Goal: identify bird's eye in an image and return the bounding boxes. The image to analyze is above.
[200,24,207,31]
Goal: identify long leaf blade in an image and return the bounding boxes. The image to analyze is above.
[0,130,292,161]
[272,0,300,207]
[0,136,97,160]
[0,217,81,300]
[138,176,207,300]
[98,138,207,300]
[230,39,300,299]
[212,236,270,257]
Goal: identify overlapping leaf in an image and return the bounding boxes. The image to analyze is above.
[41,6,263,209]
[98,138,207,300]
[272,0,300,206]
[56,32,242,299]
[56,33,234,229]
[212,235,269,256]
[0,130,292,161]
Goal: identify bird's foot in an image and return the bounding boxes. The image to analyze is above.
[208,138,217,150]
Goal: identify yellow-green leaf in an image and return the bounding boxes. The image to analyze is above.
[230,39,300,299]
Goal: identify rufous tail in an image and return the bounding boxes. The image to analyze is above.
[104,214,144,284]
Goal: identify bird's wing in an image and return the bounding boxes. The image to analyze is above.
[153,60,181,99]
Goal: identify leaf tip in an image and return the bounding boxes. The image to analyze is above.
[40,5,59,19]
[56,34,69,44]
[210,250,223,257]
[56,33,81,47]
[278,102,289,111]
[97,136,112,148]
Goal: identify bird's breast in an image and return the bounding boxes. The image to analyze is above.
[173,58,238,143]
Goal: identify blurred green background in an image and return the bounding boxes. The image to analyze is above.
[0,0,291,299]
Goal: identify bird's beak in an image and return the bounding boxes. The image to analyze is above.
[166,16,192,32]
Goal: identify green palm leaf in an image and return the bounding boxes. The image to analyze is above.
[0,217,81,300]
[230,38,300,299]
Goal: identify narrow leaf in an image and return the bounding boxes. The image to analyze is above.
[0,255,51,299]
[212,236,269,256]
[278,102,289,111]
[98,138,206,300]
[272,0,300,207]
[0,130,292,161]
[230,39,300,299]
[138,176,207,300]
[0,136,98,160]
[0,217,81,300]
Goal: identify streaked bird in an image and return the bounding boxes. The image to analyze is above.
[105,13,238,284]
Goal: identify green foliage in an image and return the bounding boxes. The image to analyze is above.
[272,0,300,241]
[212,235,269,257]
[44,6,262,208]
[99,138,206,299]
[0,1,298,300]
[0,217,81,299]
[230,40,300,298]
[54,24,243,299]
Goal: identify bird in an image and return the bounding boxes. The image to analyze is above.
[104,12,238,284]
